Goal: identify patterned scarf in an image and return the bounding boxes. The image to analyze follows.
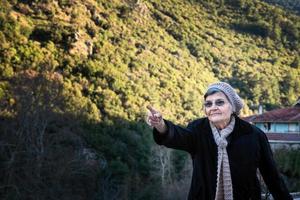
[210,117,235,200]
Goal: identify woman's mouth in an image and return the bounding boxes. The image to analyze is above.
[210,113,221,116]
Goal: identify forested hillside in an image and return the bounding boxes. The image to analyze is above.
[263,0,300,14]
[0,0,299,199]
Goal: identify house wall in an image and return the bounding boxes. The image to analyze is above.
[254,122,300,150]
[276,123,289,132]
[255,122,300,133]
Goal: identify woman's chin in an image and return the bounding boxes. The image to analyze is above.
[209,116,222,123]
[209,117,228,125]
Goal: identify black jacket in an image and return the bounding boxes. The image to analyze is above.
[153,116,292,200]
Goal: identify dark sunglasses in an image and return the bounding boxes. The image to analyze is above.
[204,99,226,108]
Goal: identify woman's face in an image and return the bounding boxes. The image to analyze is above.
[204,92,233,126]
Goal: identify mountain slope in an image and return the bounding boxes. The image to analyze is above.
[1,0,299,120]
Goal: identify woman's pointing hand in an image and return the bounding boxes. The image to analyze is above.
[146,105,167,134]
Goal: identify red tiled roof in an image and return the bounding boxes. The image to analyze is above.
[243,107,300,122]
[266,133,300,142]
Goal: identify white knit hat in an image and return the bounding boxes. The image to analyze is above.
[206,82,244,115]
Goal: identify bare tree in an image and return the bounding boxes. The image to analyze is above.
[150,144,192,200]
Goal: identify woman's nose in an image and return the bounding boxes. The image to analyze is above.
[210,104,219,109]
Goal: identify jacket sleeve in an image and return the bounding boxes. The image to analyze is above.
[258,130,293,200]
[153,119,197,155]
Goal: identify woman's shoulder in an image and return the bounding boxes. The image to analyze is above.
[187,117,211,133]
[189,117,209,127]
[236,117,266,137]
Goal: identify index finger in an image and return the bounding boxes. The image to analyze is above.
[146,105,158,115]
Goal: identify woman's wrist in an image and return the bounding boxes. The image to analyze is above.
[156,120,167,134]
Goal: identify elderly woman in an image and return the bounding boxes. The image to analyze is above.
[146,82,292,200]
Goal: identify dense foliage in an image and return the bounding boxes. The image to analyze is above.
[0,0,299,199]
[274,149,300,191]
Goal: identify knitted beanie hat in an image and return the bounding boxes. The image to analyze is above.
[206,82,244,115]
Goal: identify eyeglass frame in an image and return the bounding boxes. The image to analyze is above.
[203,99,228,108]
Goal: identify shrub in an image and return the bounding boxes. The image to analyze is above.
[231,20,270,37]
[274,149,300,191]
